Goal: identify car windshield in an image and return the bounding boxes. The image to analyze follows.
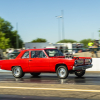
[45,49,64,57]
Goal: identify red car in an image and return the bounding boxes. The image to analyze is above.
[0,48,92,79]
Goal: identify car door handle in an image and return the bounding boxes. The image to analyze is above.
[29,60,32,61]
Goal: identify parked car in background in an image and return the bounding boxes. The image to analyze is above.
[0,48,92,79]
[7,51,20,59]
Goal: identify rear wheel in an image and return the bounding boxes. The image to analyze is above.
[75,70,85,77]
[56,65,69,79]
[12,66,25,78]
[30,72,41,77]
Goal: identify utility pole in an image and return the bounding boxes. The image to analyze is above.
[56,10,65,40]
[61,10,64,40]
[16,23,19,49]
[56,16,62,40]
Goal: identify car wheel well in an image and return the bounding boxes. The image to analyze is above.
[11,66,21,71]
[55,64,67,71]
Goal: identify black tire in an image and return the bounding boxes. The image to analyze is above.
[30,72,41,77]
[75,70,85,77]
[12,66,25,78]
[56,65,69,79]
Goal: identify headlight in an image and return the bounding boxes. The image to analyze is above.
[85,59,92,64]
[74,60,77,65]
[89,59,92,63]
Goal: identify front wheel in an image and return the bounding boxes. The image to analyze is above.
[30,72,41,77]
[12,66,25,78]
[75,70,85,77]
[56,65,69,79]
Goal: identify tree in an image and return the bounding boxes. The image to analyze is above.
[31,38,47,42]
[80,39,94,48]
[0,17,23,48]
[57,39,77,43]
[0,32,10,49]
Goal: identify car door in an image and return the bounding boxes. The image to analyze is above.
[29,50,50,72]
[20,51,30,72]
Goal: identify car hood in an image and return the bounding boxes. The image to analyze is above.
[49,56,65,58]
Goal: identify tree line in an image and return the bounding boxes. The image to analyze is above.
[0,17,23,49]
[0,17,97,49]
[31,38,95,48]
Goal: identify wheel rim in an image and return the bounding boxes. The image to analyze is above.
[14,67,20,76]
[58,68,66,78]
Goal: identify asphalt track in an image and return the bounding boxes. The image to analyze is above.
[0,72,100,100]
[0,72,100,85]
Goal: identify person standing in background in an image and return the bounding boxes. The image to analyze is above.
[59,46,63,53]
[88,41,93,48]
[8,49,13,53]
[93,43,98,58]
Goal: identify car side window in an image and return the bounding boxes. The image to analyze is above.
[22,51,29,58]
[31,51,36,58]
[39,51,47,58]
[31,51,47,58]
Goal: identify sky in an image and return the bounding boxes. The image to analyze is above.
[0,0,100,43]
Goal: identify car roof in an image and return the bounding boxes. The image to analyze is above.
[21,48,57,52]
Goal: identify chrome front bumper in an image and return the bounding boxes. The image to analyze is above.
[73,64,93,70]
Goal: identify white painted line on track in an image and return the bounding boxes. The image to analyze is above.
[0,86,100,92]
